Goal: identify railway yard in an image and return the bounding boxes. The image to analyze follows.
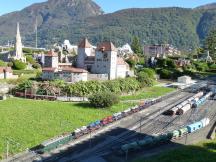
[3,81,216,162]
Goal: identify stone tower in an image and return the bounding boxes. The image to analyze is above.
[15,22,25,62]
[93,41,117,80]
[77,38,92,68]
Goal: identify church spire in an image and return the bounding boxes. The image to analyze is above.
[15,22,25,62]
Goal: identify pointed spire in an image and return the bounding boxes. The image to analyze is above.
[15,22,25,62]
[78,38,92,48]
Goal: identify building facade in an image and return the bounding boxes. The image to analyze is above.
[144,44,181,59]
[42,50,88,83]
[77,39,130,80]
[0,67,18,79]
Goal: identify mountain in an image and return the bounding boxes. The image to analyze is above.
[0,0,216,50]
[196,3,216,10]
[0,0,103,44]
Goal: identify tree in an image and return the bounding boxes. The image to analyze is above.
[205,29,216,60]
[0,60,6,67]
[137,71,154,87]
[131,36,142,55]
[89,92,119,108]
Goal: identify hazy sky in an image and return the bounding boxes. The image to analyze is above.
[0,0,215,15]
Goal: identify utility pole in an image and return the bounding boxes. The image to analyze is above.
[35,17,38,49]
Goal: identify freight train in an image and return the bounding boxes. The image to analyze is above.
[165,90,214,116]
[120,118,210,153]
[34,97,162,154]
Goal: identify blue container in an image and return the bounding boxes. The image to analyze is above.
[187,121,202,133]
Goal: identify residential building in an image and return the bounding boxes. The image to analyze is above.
[144,44,181,59]
[0,67,18,79]
[42,50,88,83]
[42,67,88,83]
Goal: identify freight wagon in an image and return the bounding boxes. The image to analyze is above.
[119,118,210,153]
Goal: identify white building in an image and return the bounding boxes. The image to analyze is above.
[118,43,134,58]
[0,67,18,79]
[144,44,181,59]
[77,38,94,69]
[178,76,192,84]
[92,42,118,80]
[42,50,88,83]
[42,67,88,83]
[77,39,130,80]
[62,40,78,53]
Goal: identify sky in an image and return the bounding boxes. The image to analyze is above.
[0,0,216,15]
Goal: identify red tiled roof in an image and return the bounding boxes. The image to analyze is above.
[0,67,12,73]
[62,67,88,73]
[96,41,117,52]
[45,50,58,57]
[42,68,57,72]
[78,38,92,48]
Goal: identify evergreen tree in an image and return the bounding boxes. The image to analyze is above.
[205,29,216,60]
[131,36,142,55]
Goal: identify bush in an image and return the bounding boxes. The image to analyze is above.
[166,59,176,68]
[141,68,156,79]
[195,62,209,72]
[7,62,13,67]
[160,69,172,79]
[0,60,6,67]
[137,71,154,87]
[26,55,35,64]
[32,63,41,69]
[209,64,216,69]
[12,60,26,70]
[89,92,120,108]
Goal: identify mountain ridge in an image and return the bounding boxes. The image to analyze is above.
[0,0,216,50]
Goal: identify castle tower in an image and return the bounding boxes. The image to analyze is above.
[77,38,92,68]
[15,22,25,62]
[93,41,117,80]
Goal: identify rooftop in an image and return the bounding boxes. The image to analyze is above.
[96,41,117,52]
[78,38,92,48]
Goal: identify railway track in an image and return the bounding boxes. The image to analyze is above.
[41,92,194,162]
[5,90,210,162]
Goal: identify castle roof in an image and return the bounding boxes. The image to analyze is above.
[42,68,57,72]
[78,38,92,48]
[61,67,88,73]
[96,41,117,52]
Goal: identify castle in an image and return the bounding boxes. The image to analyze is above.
[42,38,130,83]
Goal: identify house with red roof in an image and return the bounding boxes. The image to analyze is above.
[0,67,18,79]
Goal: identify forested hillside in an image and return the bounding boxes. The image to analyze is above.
[0,0,216,49]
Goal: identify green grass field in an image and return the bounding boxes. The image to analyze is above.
[120,87,174,101]
[0,98,136,158]
[134,139,216,162]
[0,86,174,159]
